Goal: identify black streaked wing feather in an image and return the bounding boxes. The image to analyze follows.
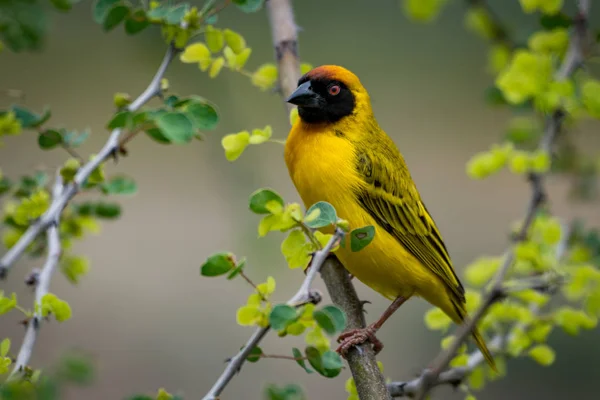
[355,149,465,301]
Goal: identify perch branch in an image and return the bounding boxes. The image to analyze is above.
[0,44,178,280]
[414,2,589,397]
[202,229,344,400]
[266,1,391,398]
[7,176,64,380]
[389,222,572,397]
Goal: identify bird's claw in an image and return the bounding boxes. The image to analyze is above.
[335,325,383,357]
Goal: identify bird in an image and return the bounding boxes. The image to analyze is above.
[283,65,495,369]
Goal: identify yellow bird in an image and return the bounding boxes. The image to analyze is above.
[284,65,495,368]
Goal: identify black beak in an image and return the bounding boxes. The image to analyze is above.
[286,81,321,108]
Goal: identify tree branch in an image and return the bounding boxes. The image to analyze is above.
[389,221,572,397]
[201,229,343,400]
[8,176,64,380]
[0,44,178,280]
[413,2,590,397]
[266,1,391,398]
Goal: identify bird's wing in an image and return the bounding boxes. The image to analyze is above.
[354,148,465,301]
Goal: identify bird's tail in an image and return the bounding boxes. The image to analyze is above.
[449,297,497,372]
[470,325,496,371]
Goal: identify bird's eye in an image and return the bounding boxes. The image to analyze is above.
[328,84,341,96]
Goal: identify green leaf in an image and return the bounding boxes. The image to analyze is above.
[232,0,265,13]
[265,384,305,400]
[63,129,90,147]
[223,29,246,54]
[94,202,121,219]
[313,305,347,335]
[145,127,171,144]
[528,344,555,366]
[93,0,120,23]
[226,258,246,280]
[11,105,51,128]
[321,350,343,370]
[101,176,138,195]
[125,9,150,34]
[41,293,72,322]
[154,112,194,144]
[200,253,235,277]
[165,4,188,24]
[0,0,48,52]
[304,201,337,228]
[292,347,312,374]
[540,13,571,30]
[0,338,10,357]
[269,304,297,330]
[246,345,263,363]
[50,0,76,12]
[185,102,219,130]
[484,86,507,106]
[281,230,312,269]
[305,346,341,378]
[0,292,17,315]
[57,353,94,384]
[38,130,63,149]
[205,25,224,53]
[107,111,131,129]
[103,3,129,31]
[350,225,375,252]
[249,188,284,214]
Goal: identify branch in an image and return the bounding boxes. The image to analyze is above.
[414,3,590,396]
[7,176,64,380]
[201,229,343,400]
[389,222,573,397]
[266,1,391,398]
[0,44,178,280]
[266,0,301,110]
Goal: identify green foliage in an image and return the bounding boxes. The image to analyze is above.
[269,304,297,330]
[264,383,305,400]
[304,202,337,229]
[313,305,347,335]
[402,0,448,23]
[200,252,236,277]
[349,225,375,252]
[221,125,274,161]
[40,293,72,322]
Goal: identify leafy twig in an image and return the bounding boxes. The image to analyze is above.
[7,175,63,380]
[201,228,344,400]
[0,44,178,280]
[414,2,590,396]
[389,222,573,397]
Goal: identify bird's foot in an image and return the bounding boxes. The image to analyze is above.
[335,324,383,357]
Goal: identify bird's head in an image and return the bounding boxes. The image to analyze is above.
[286,65,371,124]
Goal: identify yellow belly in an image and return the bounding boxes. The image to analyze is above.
[285,128,438,301]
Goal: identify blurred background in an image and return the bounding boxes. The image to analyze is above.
[1,0,600,399]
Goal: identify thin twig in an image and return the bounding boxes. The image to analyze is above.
[414,3,589,396]
[201,229,344,400]
[0,44,178,280]
[259,354,307,361]
[390,222,573,397]
[7,176,63,380]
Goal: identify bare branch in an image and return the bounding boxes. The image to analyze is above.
[8,176,64,380]
[202,229,344,400]
[0,44,178,280]
[266,1,391,398]
[390,222,573,397]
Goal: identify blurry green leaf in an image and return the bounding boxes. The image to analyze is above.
[94,202,121,219]
[93,0,120,23]
[38,130,63,149]
[41,293,72,322]
[246,345,263,363]
[265,384,305,400]
[233,0,265,13]
[468,365,485,390]
[350,225,375,252]
[528,344,555,366]
[57,353,94,384]
[222,131,250,161]
[154,112,194,144]
[321,351,343,370]
[484,86,507,106]
[304,202,337,228]
[63,129,90,147]
[249,188,284,214]
[292,347,312,374]
[201,253,235,277]
[11,105,51,128]
[0,338,9,357]
[313,305,346,335]
[305,346,341,378]
[107,111,131,129]
[165,4,188,24]
[205,25,224,52]
[269,304,297,330]
[540,13,571,29]
[0,0,48,52]
[50,0,78,12]
[145,127,171,144]
[103,3,129,31]
[125,9,149,34]
[223,29,246,53]
[101,176,137,195]
[226,258,246,280]
[0,292,17,315]
[185,102,218,130]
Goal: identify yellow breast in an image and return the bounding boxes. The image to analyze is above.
[284,122,427,300]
